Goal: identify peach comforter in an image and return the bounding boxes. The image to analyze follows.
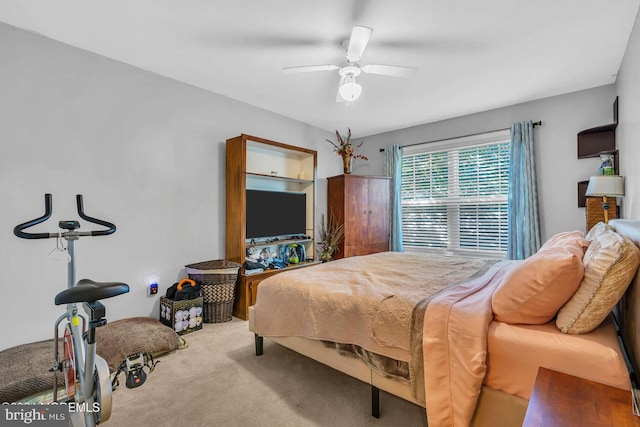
[252,252,513,426]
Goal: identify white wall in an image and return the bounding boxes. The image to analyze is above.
[356,85,618,243]
[0,23,340,349]
[617,7,640,219]
[1,16,636,350]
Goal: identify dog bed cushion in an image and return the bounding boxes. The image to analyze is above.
[0,317,183,402]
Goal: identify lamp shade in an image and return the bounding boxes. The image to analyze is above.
[585,175,625,197]
[338,74,362,102]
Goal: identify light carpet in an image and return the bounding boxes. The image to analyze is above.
[107,318,426,427]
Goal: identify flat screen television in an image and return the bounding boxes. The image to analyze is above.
[246,189,307,240]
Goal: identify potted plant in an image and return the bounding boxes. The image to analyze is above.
[317,210,345,262]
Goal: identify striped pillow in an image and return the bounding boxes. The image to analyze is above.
[556,224,640,334]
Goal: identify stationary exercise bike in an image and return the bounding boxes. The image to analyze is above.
[14,194,129,426]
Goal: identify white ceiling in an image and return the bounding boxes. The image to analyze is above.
[1,0,639,137]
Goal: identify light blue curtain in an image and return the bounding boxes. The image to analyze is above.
[384,145,403,252]
[507,121,541,259]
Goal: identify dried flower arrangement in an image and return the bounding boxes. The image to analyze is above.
[325,128,368,173]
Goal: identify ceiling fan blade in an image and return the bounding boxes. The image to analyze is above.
[361,64,417,78]
[346,26,373,62]
[282,65,339,74]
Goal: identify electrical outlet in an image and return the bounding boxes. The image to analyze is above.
[148,282,158,296]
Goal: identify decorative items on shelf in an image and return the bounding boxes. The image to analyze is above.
[598,154,615,175]
[317,210,344,262]
[326,128,368,174]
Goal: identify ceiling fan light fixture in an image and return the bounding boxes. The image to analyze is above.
[338,73,362,102]
[338,64,361,77]
[282,26,416,103]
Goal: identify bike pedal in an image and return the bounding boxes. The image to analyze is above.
[125,368,147,388]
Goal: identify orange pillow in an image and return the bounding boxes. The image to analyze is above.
[492,248,584,324]
[540,230,589,258]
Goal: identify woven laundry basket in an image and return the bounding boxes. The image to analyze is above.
[185,260,241,323]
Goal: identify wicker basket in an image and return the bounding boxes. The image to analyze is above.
[185,259,240,323]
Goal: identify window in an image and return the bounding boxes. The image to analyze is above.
[401,130,510,257]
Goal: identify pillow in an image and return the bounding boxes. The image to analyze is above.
[556,225,640,334]
[586,221,614,240]
[0,317,184,403]
[96,317,185,372]
[540,230,589,258]
[492,248,584,324]
[0,339,65,403]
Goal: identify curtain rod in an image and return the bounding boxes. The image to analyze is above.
[379,121,542,152]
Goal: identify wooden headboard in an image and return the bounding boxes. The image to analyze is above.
[610,219,640,388]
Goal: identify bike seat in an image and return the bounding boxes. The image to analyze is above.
[55,279,130,305]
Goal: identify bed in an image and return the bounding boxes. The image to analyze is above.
[249,219,640,426]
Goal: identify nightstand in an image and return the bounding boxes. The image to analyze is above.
[523,367,640,426]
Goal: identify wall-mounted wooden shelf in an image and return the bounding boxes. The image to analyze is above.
[576,97,620,208]
[577,123,617,159]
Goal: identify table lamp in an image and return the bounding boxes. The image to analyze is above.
[585,175,625,224]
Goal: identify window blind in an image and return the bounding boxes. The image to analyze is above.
[401,132,510,257]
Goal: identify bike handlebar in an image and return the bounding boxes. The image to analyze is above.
[13,193,53,239]
[13,193,116,239]
[76,195,116,236]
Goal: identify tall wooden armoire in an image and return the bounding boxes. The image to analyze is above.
[327,174,390,259]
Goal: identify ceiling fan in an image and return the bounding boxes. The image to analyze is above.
[282,26,417,103]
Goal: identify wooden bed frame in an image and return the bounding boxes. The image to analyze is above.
[249,219,640,426]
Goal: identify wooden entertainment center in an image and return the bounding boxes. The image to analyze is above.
[225,134,319,320]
